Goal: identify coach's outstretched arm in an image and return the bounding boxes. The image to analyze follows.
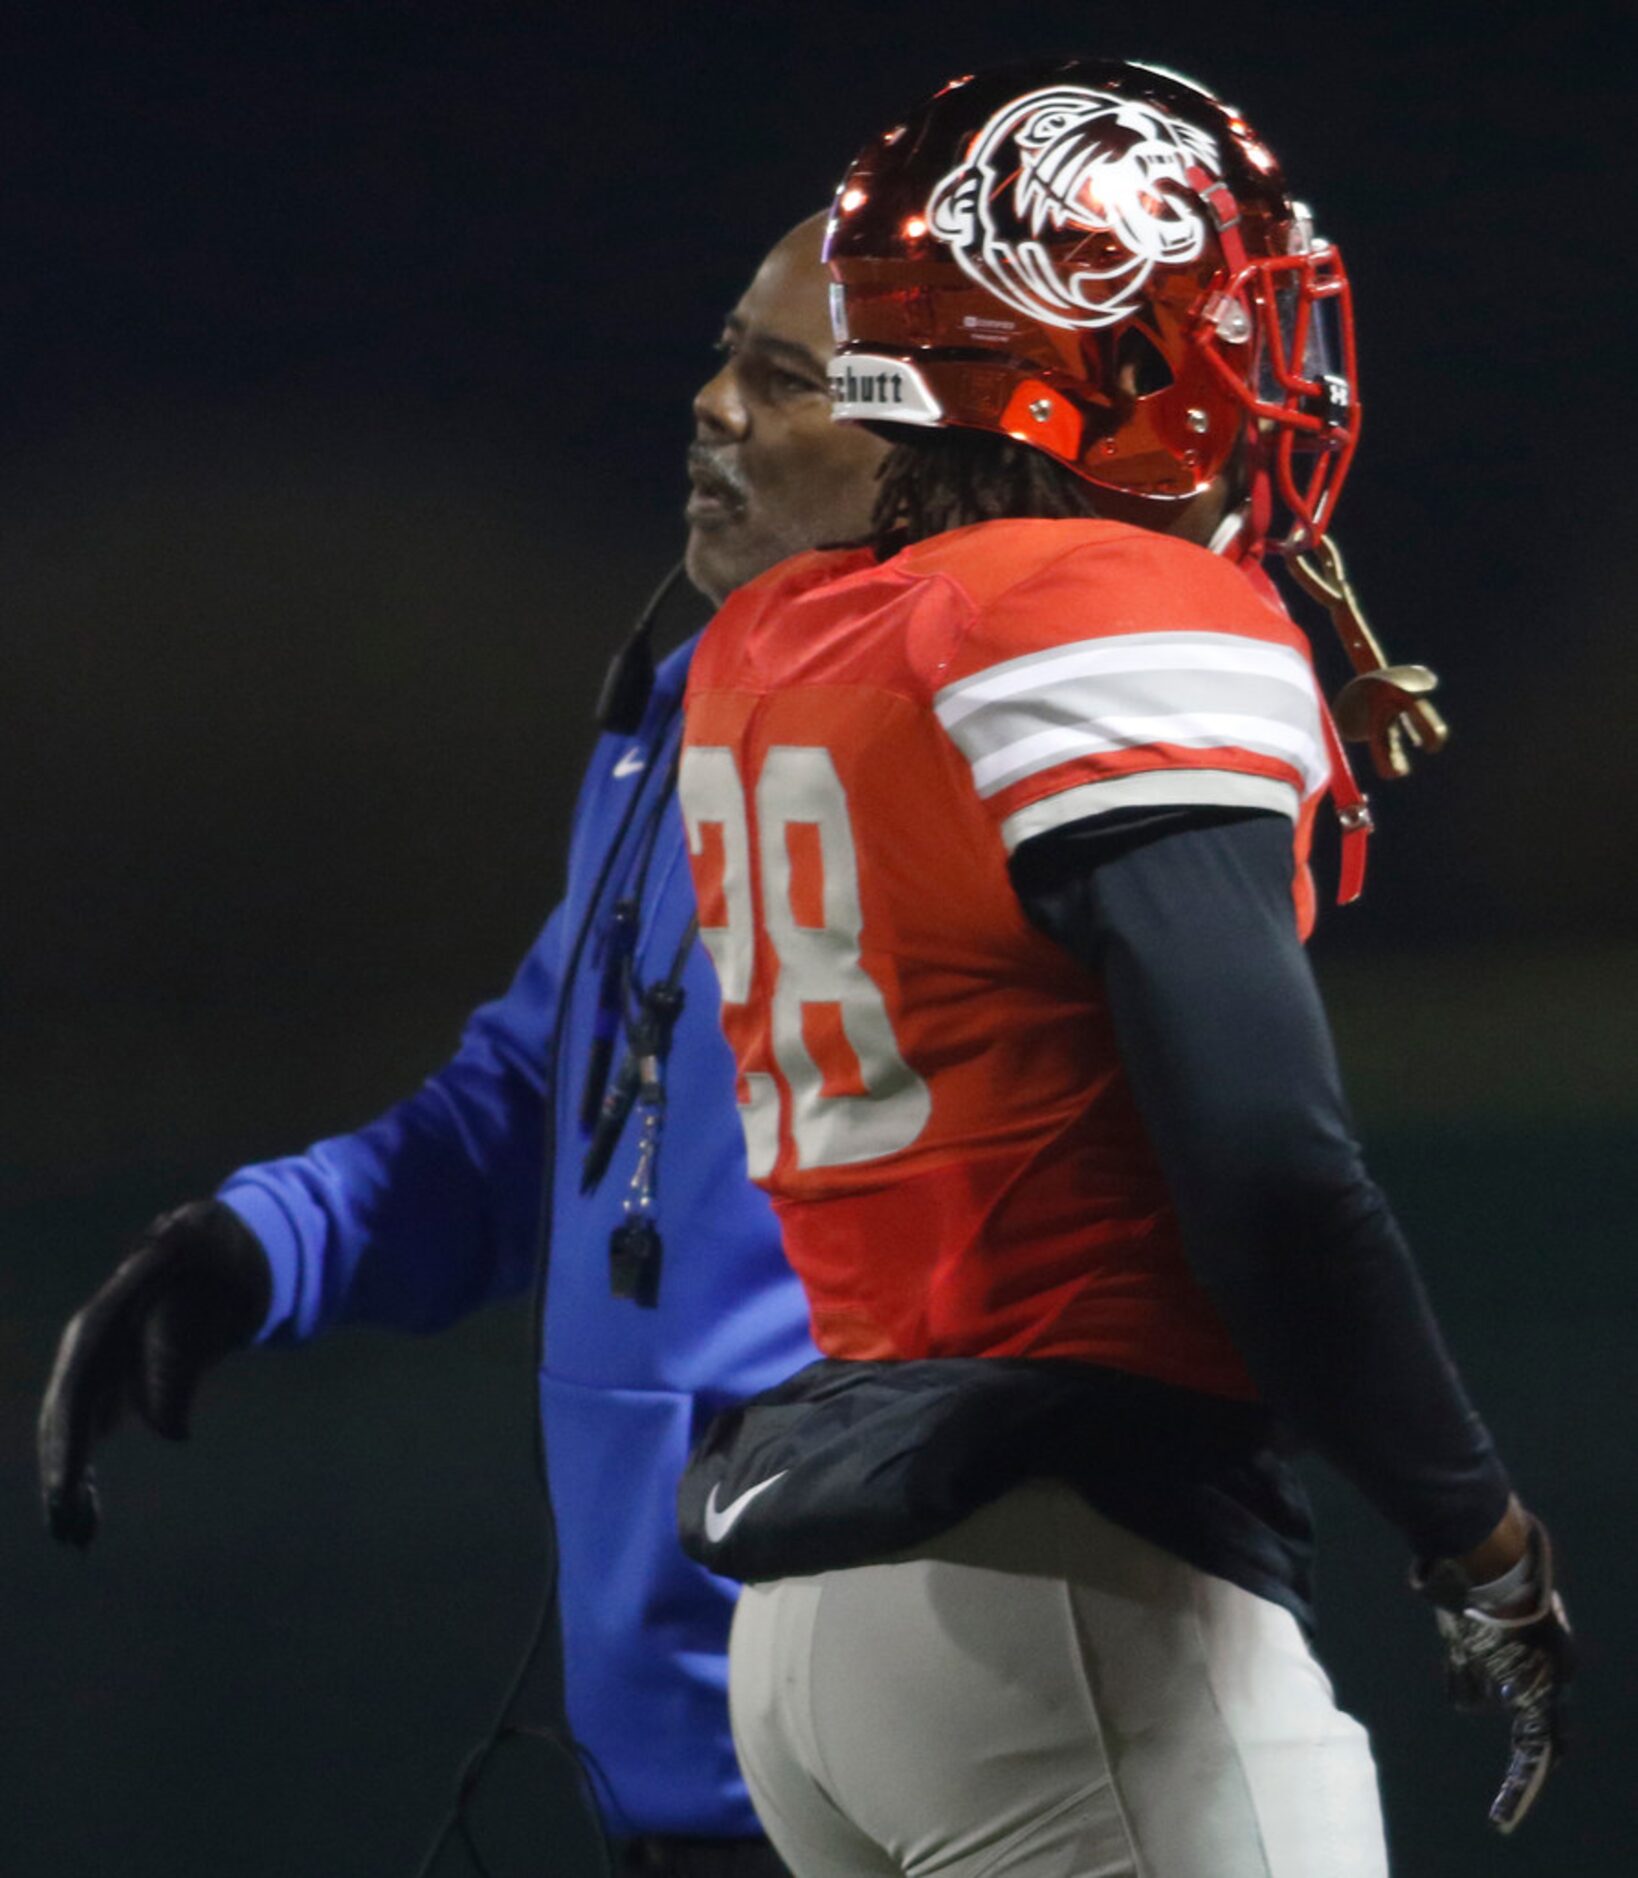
[219,912,562,1343]
[1015,805,1573,1832]
[38,907,565,1547]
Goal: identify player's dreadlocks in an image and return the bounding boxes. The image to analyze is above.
[870,429,1100,554]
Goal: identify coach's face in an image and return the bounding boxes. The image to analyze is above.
[686,212,887,604]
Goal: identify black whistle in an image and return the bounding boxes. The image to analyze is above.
[609,1218,662,1307]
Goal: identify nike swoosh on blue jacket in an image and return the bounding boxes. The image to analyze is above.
[216,638,818,1837]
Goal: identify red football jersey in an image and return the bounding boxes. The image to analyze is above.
[680,518,1332,1399]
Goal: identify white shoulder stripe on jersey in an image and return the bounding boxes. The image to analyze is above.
[969,709,1329,798]
[1000,769,1301,854]
[948,666,1321,774]
[932,628,1327,801]
[934,631,1315,731]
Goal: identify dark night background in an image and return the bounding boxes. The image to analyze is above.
[2,3,1633,1873]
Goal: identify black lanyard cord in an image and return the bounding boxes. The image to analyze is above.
[578,731,685,1135]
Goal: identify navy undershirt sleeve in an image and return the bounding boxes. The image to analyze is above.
[1011,808,1513,1561]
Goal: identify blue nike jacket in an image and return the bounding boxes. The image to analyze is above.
[217,638,817,1837]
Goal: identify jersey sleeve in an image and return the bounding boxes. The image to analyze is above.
[932,534,1331,854]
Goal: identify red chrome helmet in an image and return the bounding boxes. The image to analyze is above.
[824,59,1359,550]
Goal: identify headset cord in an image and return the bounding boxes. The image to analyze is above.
[411,568,691,1877]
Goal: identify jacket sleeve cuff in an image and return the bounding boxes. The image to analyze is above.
[216,1181,306,1343]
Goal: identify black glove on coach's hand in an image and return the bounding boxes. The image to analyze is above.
[37,1199,273,1548]
[1415,1518,1574,1834]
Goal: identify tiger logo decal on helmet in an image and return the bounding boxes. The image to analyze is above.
[927,87,1223,332]
[825,58,1362,549]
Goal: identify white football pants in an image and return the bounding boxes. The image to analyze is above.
[728,1480,1389,1878]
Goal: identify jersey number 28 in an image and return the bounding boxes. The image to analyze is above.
[680,744,930,1177]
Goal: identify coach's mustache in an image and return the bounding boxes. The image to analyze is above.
[688,444,750,510]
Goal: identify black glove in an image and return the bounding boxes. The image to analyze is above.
[1414,1518,1573,1833]
[37,1199,273,1548]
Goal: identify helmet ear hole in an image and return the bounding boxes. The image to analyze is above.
[1112,325,1175,398]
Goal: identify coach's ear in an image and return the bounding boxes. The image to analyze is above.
[37,1200,272,1546]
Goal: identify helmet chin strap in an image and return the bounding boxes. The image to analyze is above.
[1248,459,1274,557]
[1206,507,1246,556]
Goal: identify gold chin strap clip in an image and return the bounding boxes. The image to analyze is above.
[1288,533,1449,782]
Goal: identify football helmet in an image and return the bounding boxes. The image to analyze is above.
[824,59,1358,550]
